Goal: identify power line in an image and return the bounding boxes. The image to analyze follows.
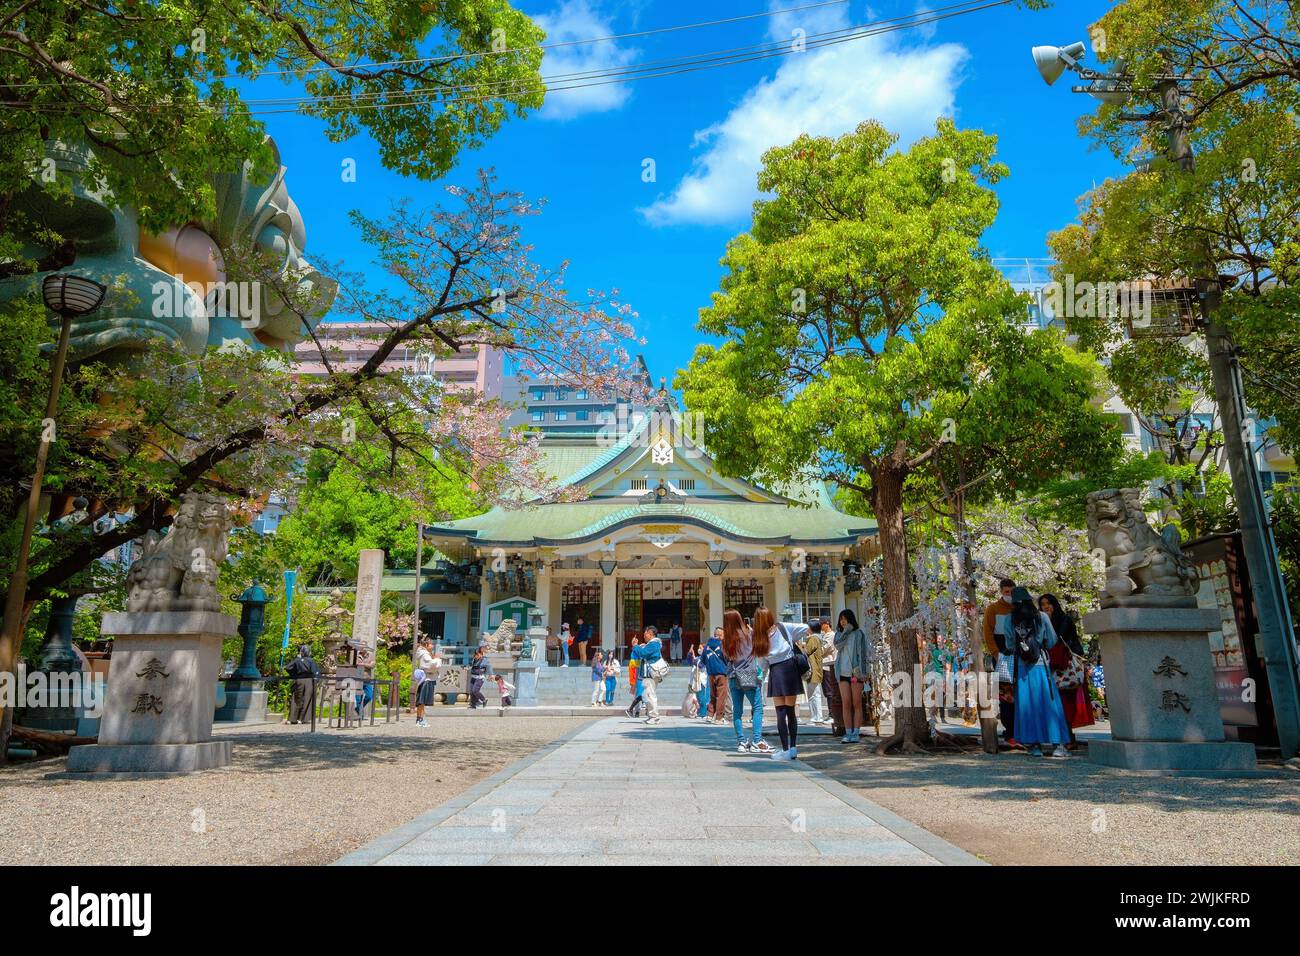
[0,0,854,91]
[258,2,1011,116]
[237,3,983,108]
[247,0,856,79]
[3,0,1011,117]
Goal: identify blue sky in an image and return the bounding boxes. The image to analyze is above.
[257,0,1121,383]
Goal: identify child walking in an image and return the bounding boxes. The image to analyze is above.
[493,673,515,707]
[590,650,606,706]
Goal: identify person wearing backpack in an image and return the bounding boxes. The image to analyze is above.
[755,606,811,761]
[722,609,773,755]
[631,626,665,724]
[998,587,1071,758]
[701,626,730,723]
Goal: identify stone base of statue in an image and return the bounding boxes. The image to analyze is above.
[64,610,236,777]
[1084,606,1256,773]
[514,659,539,706]
[213,678,268,723]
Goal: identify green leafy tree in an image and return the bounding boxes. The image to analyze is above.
[1,0,545,272]
[679,119,1121,751]
[0,177,638,752]
[1047,0,1299,470]
[268,422,482,588]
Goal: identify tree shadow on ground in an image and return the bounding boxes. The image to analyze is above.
[796,736,1300,817]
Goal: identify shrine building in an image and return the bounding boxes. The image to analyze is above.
[394,393,879,656]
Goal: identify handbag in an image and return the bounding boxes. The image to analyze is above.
[995,653,1014,684]
[1054,652,1087,690]
[648,658,670,682]
[729,657,759,689]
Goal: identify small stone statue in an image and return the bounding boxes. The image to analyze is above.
[125,492,231,612]
[320,588,352,674]
[1086,488,1199,608]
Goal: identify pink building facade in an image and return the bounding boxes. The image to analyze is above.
[293,321,504,398]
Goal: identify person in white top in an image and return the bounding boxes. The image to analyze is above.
[754,606,810,760]
[413,639,440,727]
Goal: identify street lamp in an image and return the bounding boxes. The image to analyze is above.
[705,559,728,576]
[1031,41,1132,104]
[1032,39,1300,758]
[598,558,618,576]
[0,273,107,730]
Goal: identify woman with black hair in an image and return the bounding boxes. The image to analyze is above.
[833,609,870,743]
[999,588,1071,757]
[1040,593,1094,739]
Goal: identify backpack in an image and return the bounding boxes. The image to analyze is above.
[779,623,811,681]
[1012,613,1043,666]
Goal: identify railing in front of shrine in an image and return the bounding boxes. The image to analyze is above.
[220,674,401,732]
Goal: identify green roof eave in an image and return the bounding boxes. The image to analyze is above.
[423,501,876,549]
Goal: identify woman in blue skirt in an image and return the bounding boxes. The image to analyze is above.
[999,587,1071,758]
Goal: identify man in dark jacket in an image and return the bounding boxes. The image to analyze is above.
[575,617,592,665]
[701,626,730,722]
[285,644,320,724]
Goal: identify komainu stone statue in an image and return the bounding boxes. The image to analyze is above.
[126,492,232,612]
[481,618,518,654]
[1086,488,1199,608]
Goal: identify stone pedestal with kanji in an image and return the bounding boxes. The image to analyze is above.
[1084,606,1256,772]
[64,611,235,775]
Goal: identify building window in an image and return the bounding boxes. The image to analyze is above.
[576,389,588,400]
[575,409,589,421]
[554,410,568,421]
[630,478,649,491]
[677,478,695,491]
[531,388,546,401]
[555,389,567,401]
[801,597,833,622]
[532,411,545,422]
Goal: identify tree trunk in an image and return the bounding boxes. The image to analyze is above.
[872,460,930,752]
[954,490,999,753]
[0,598,34,767]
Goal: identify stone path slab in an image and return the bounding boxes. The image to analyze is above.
[335,716,984,866]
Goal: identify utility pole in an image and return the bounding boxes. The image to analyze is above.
[410,522,424,709]
[1037,40,1300,757]
[1155,76,1300,758]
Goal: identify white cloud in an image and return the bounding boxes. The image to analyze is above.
[640,5,967,226]
[535,0,638,121]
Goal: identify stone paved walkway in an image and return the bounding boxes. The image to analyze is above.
[336,717,983,865]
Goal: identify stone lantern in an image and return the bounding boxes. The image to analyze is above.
[215,583,271,724]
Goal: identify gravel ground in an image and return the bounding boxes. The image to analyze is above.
[798,736,1300,865]
[0,717,592,866]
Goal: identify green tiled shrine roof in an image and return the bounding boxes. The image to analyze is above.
[426,498,875,546]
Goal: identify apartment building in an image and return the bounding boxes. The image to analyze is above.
[502,354,654,433]
[996,258,1295,491]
